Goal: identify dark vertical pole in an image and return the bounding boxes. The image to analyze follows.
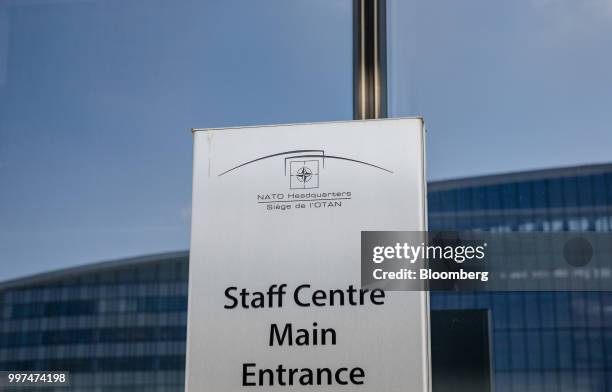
[353,0,387,120]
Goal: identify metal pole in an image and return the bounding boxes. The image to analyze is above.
[353,0,387,120]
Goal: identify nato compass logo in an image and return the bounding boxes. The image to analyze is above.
[290,160,319,189]
[217,149,392,190]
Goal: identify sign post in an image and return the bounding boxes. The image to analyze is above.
[187,118,430,391]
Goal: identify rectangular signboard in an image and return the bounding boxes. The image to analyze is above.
[187,118,430,391]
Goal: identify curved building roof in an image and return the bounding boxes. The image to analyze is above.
[429,162,612,191]
[0,251,189,292]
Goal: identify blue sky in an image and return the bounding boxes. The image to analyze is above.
[1,0,611,281]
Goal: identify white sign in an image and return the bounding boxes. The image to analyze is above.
[187,118,430,392]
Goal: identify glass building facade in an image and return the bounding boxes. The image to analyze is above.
[0,253,189,392]
[1,163,611,391]
[429,163,612,392]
